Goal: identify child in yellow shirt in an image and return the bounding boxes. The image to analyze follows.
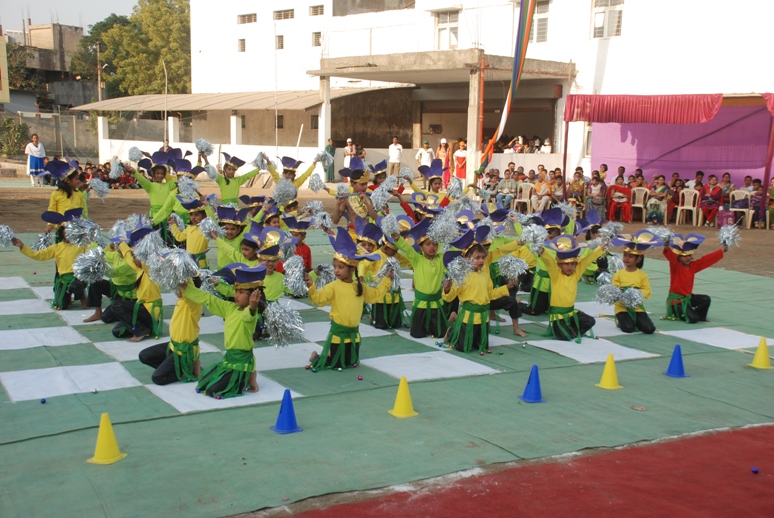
[168,197,213,268]
[611,231,658,334]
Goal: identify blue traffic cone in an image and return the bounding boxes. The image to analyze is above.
[270,389,303,434]
[663,345,688,378]
[518,364,545,403]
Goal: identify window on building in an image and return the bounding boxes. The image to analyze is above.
[592,0,623,38]
[528,0,549,43]
[275,35,284,50]
[311,114,319,130]
[309,5,324,16]
[436,11,459,50]
[312,32,322,47]
[238,39,246,52]
[276,115,284,129]
[274,9,295,20]
[237,13,257,24]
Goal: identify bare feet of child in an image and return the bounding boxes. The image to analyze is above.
[247,372,259,392]
[83,310,102,323]
[127,335,145,343]
[309,351,320,363]
[193,359,201,378]
[513,327,528,338]
[247,383,259,393]
[448,311,458,323]
[490,311,506,323]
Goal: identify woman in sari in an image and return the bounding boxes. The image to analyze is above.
[531,172,553,211]
[437,138,451,187]
[719,172,735,210]
[646,175,671,224]
[585,173,607,222]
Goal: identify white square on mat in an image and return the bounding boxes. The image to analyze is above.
[255,342,321,371]
[659,327,774,350]
[589,317,630,337]
[360,351,499,381]
[58,309,103,326]
[575,301,617,318]
[526,338,657,364]
[0,299,54,315]
[279,299,313,311]
[0,363,142,402]
[301,321,391,342]
[145,374,301,414]
[164,315,224,335]
[161,292,178,306]
[93,338,221,363]
[0,277,30,290]
[0,327,90,350]
[31,286,54,300]
[394,329,442,349]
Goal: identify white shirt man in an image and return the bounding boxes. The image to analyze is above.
[388,137,403,176]
[415,140,435,168]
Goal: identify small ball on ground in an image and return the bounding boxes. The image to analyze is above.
[358,376,363,381]
[353,363,358,368]
[337,367,342,371]
[216,395,222,400]
[92,389,98,394]
[752,467,759,474]
[40,398,46,404]
[499,350,504,355]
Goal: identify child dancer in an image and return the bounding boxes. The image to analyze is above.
[82,242,139,322]
[215,205,250,269]
[257,227,296,303]
[184,265,266,398]
[45,159,87,223]
[13,209,87,310]
[139,272,204,384]
[391,218,448,338]
[611,231,658,334]
[518,209,569,316]
[211,222,262,268]
[204,153,261,205]
[541,235,604,342]
[283,216,313,272]
[304,229,392,370]
[663,234,726,323]
[268,155,320,189]
[128,159,177,241]
[168,197,214,268]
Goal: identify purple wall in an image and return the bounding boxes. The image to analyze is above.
[591,106,772,185]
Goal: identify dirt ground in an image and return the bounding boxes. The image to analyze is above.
[0,177,771,277]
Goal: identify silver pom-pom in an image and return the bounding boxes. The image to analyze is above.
[197,268,219,296]
[206,194,220,212]
[109,157,123,180]
[446,256,474,286]
[125,213,152,230]
[204,164,218,181]
[650,226,674,246]
[497,255,528,282]
[31,233,53,251]
[195,138,213,157]
[521,224,548,255]
[599,222,624,242]
[302,200,324,216]
[596,271,612,286]
[371,184,394,214]
[448,196,476,214]
[314,151,334,168]
[608,254,624,275]
[555,201,576,219]
[478,217,497,241]
[620,287,644,310]
[132,230,165,263]
[148,248,200,292]
[515,212,538,226]
[282,255,307,297]
[311,211,333,231]
[273,179,297,207]
[264,301,305,348]
[65,218,102,248]
[362,160,373,172]
[399,166,414,184]
[375,256,401,292]
[596,284,622,305]
[336,183,350,197]
[251,152,269,171]
[308,174,326,193]
[447,177,463,200]
[198,217,223,239]
[380,214,400,238]
[586,238,602,249]
[427,211,459,246]
[478,188,495,201]
[127,147,144,162]
[314,263,335,289]
[177,176,199,200]
[717,224,741,248]
[0,225,15,247]
[281,244,296,262]
[73,248,108,284]
[89,178,110,200]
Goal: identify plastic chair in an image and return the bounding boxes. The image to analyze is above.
[631,187,649,223]
[512,183,534,213]
[729,190,753,229]
[675,188,699,226]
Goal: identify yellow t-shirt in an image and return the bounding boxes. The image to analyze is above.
[170,223,209,255]
[48,189,87,217]
[20,241,85,275]
[308,277,391,343]
[612,268,652,314]
[169,294,202,344]
[119,243,162,316]
[442,269,509,324]
[542,246,604,308]
[357,249,409,304]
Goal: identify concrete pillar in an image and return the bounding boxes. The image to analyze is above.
[466,66,482,185]
[230,115,242,146]
[167,116,180,144]
[318,76,331,150]
[97,116,110,164]
[411,101,422,149]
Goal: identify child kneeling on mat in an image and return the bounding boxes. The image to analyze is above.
[611,230,659,334]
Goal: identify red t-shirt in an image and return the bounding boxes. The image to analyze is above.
[663,247,724,296]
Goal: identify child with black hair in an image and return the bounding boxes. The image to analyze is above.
[168,198,213,268]
[611,232,657,334]
[305,229,392,370]
[215,206,249,269]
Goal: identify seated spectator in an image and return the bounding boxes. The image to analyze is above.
[634,174,649,189]
[540,138,552,154]
[607,176,632,223]
[585,173,607,222]
[496,169,518,207]
[685,171,704,190]
[667,179,684,222]
[525,169,536,184]
[751,179,765,228]
[700,174,722,226]
[627,175,637,189]
[531,172,553,211]
[647,175,671,224]
[742,175,754,192]
[668,172,681,189]
[568,169,586,204]
[552,177,565,204]
[119,170,140,189]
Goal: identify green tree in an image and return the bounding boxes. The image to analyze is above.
[6,43,44,91]
[102,0,191,97]
[0,116,31,155]
[69,14,131,98]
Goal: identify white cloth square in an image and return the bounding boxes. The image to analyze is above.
[31,286,54,300]
[301,321,391,343]
[394,329,444,349]
[0,299,54,315]
[526,338,657,364]
[254,342,322,371]
[280,299,313,311]
[0,277,30,290]
[659,327,774,350]
[589,317,630,337]
[57,309,103,326]
[360,351,499,381]
[145,374,301,414]
[575,301,617,317]
[0,363,142,402]
[93,338,220,363]
[163,315,224,335]
[0,327,90,350]
[161,292,179,306]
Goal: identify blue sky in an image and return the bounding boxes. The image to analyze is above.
[1,1,138,34]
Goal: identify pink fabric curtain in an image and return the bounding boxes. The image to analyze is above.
[563,94,724,124]
[762,93,774,117]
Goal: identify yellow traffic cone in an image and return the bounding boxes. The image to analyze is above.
[388,376,418,418]
[87,413,128,465]
[748,337,772,370]
[596,354,623,390]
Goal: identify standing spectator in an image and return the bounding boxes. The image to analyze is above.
[437,138,451,187]
[343,138,356,169]
[324,138,336,183]
[685,171,704,190]
[356,141,366,160]
[159,139,171,152]
[415,140,435,170]
[25,134,46,187]
[453,140,467,181]
[388,136,403,176]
